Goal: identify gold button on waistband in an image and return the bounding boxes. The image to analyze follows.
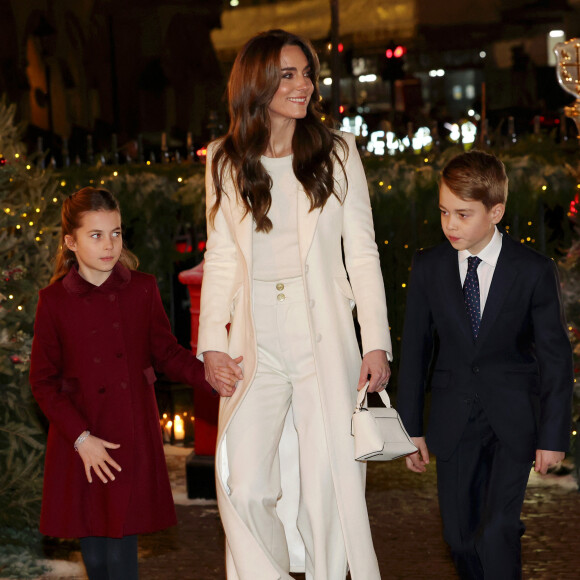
[276,283,284,291]
[277,293,286,302]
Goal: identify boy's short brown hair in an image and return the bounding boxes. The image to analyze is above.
[441,150,508,210]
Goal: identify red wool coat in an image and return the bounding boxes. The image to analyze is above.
[30,263,205,538]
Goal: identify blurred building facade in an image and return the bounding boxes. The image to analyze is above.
[0,0,578,154]
[0,0,223,155]
[215,0,580,132]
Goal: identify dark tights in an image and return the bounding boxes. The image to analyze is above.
[79,535,139,580]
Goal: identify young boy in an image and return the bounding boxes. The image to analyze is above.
[397,151,573,579]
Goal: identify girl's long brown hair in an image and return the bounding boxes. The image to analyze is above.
[51,187,139,283]
[210,29,347,232]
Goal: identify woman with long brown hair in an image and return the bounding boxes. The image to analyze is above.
[198,29,392,579]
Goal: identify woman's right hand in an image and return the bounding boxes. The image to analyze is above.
[203,351,244,397]
[76,434,122,484]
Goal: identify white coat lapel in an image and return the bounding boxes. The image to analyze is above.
[227,194,253,273]
[297,185,321,264]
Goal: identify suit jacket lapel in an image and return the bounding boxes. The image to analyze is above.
[476,235,517,346]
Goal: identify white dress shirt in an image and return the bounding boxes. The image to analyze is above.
[458,227,503,315]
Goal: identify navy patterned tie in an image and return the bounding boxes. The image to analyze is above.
[463,256,482,339]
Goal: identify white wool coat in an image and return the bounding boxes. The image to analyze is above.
[197,132,392,579]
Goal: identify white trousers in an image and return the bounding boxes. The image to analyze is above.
[226,277,348,580]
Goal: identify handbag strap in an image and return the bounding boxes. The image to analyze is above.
[355,381,391,411]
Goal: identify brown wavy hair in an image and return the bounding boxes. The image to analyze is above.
[441,150,508,210]
[51,187,139,283]
[210,29,347,232]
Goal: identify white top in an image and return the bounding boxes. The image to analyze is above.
[252,155,302,281]
[458,226,503,314]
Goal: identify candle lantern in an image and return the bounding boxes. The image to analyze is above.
[156,384,195,446]
[554,38,580,138]
[164,419,173,443]
[174,414,185,441]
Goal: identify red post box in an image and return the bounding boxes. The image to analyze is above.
[178,261,219,498]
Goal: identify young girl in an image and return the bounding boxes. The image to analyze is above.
[30,187,205,580]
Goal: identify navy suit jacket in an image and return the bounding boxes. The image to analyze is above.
[397,233,574,462]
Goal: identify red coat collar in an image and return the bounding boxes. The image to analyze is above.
[62,262,132,295]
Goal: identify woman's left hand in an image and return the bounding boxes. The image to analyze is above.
[357,349,390,393]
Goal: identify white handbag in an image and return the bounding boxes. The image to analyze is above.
[351,382,417,461]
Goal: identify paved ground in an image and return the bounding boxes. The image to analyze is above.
[39,446,579,580]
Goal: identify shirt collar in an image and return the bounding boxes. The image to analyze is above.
[459,226,503,267]
[62,261,131,295]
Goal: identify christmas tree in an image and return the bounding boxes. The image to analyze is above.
[0,98,62,576]
[557,173,580,482]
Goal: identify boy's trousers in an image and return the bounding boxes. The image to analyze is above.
[436,395,533,580]
[226,277,348,580]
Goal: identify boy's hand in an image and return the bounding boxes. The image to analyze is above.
[405,437,430,473]
[534,449,565,475]
[76,434,121,484]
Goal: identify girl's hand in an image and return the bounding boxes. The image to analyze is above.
[76,434,122,484]
[203,351,243,397]
[358,349,390,393]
